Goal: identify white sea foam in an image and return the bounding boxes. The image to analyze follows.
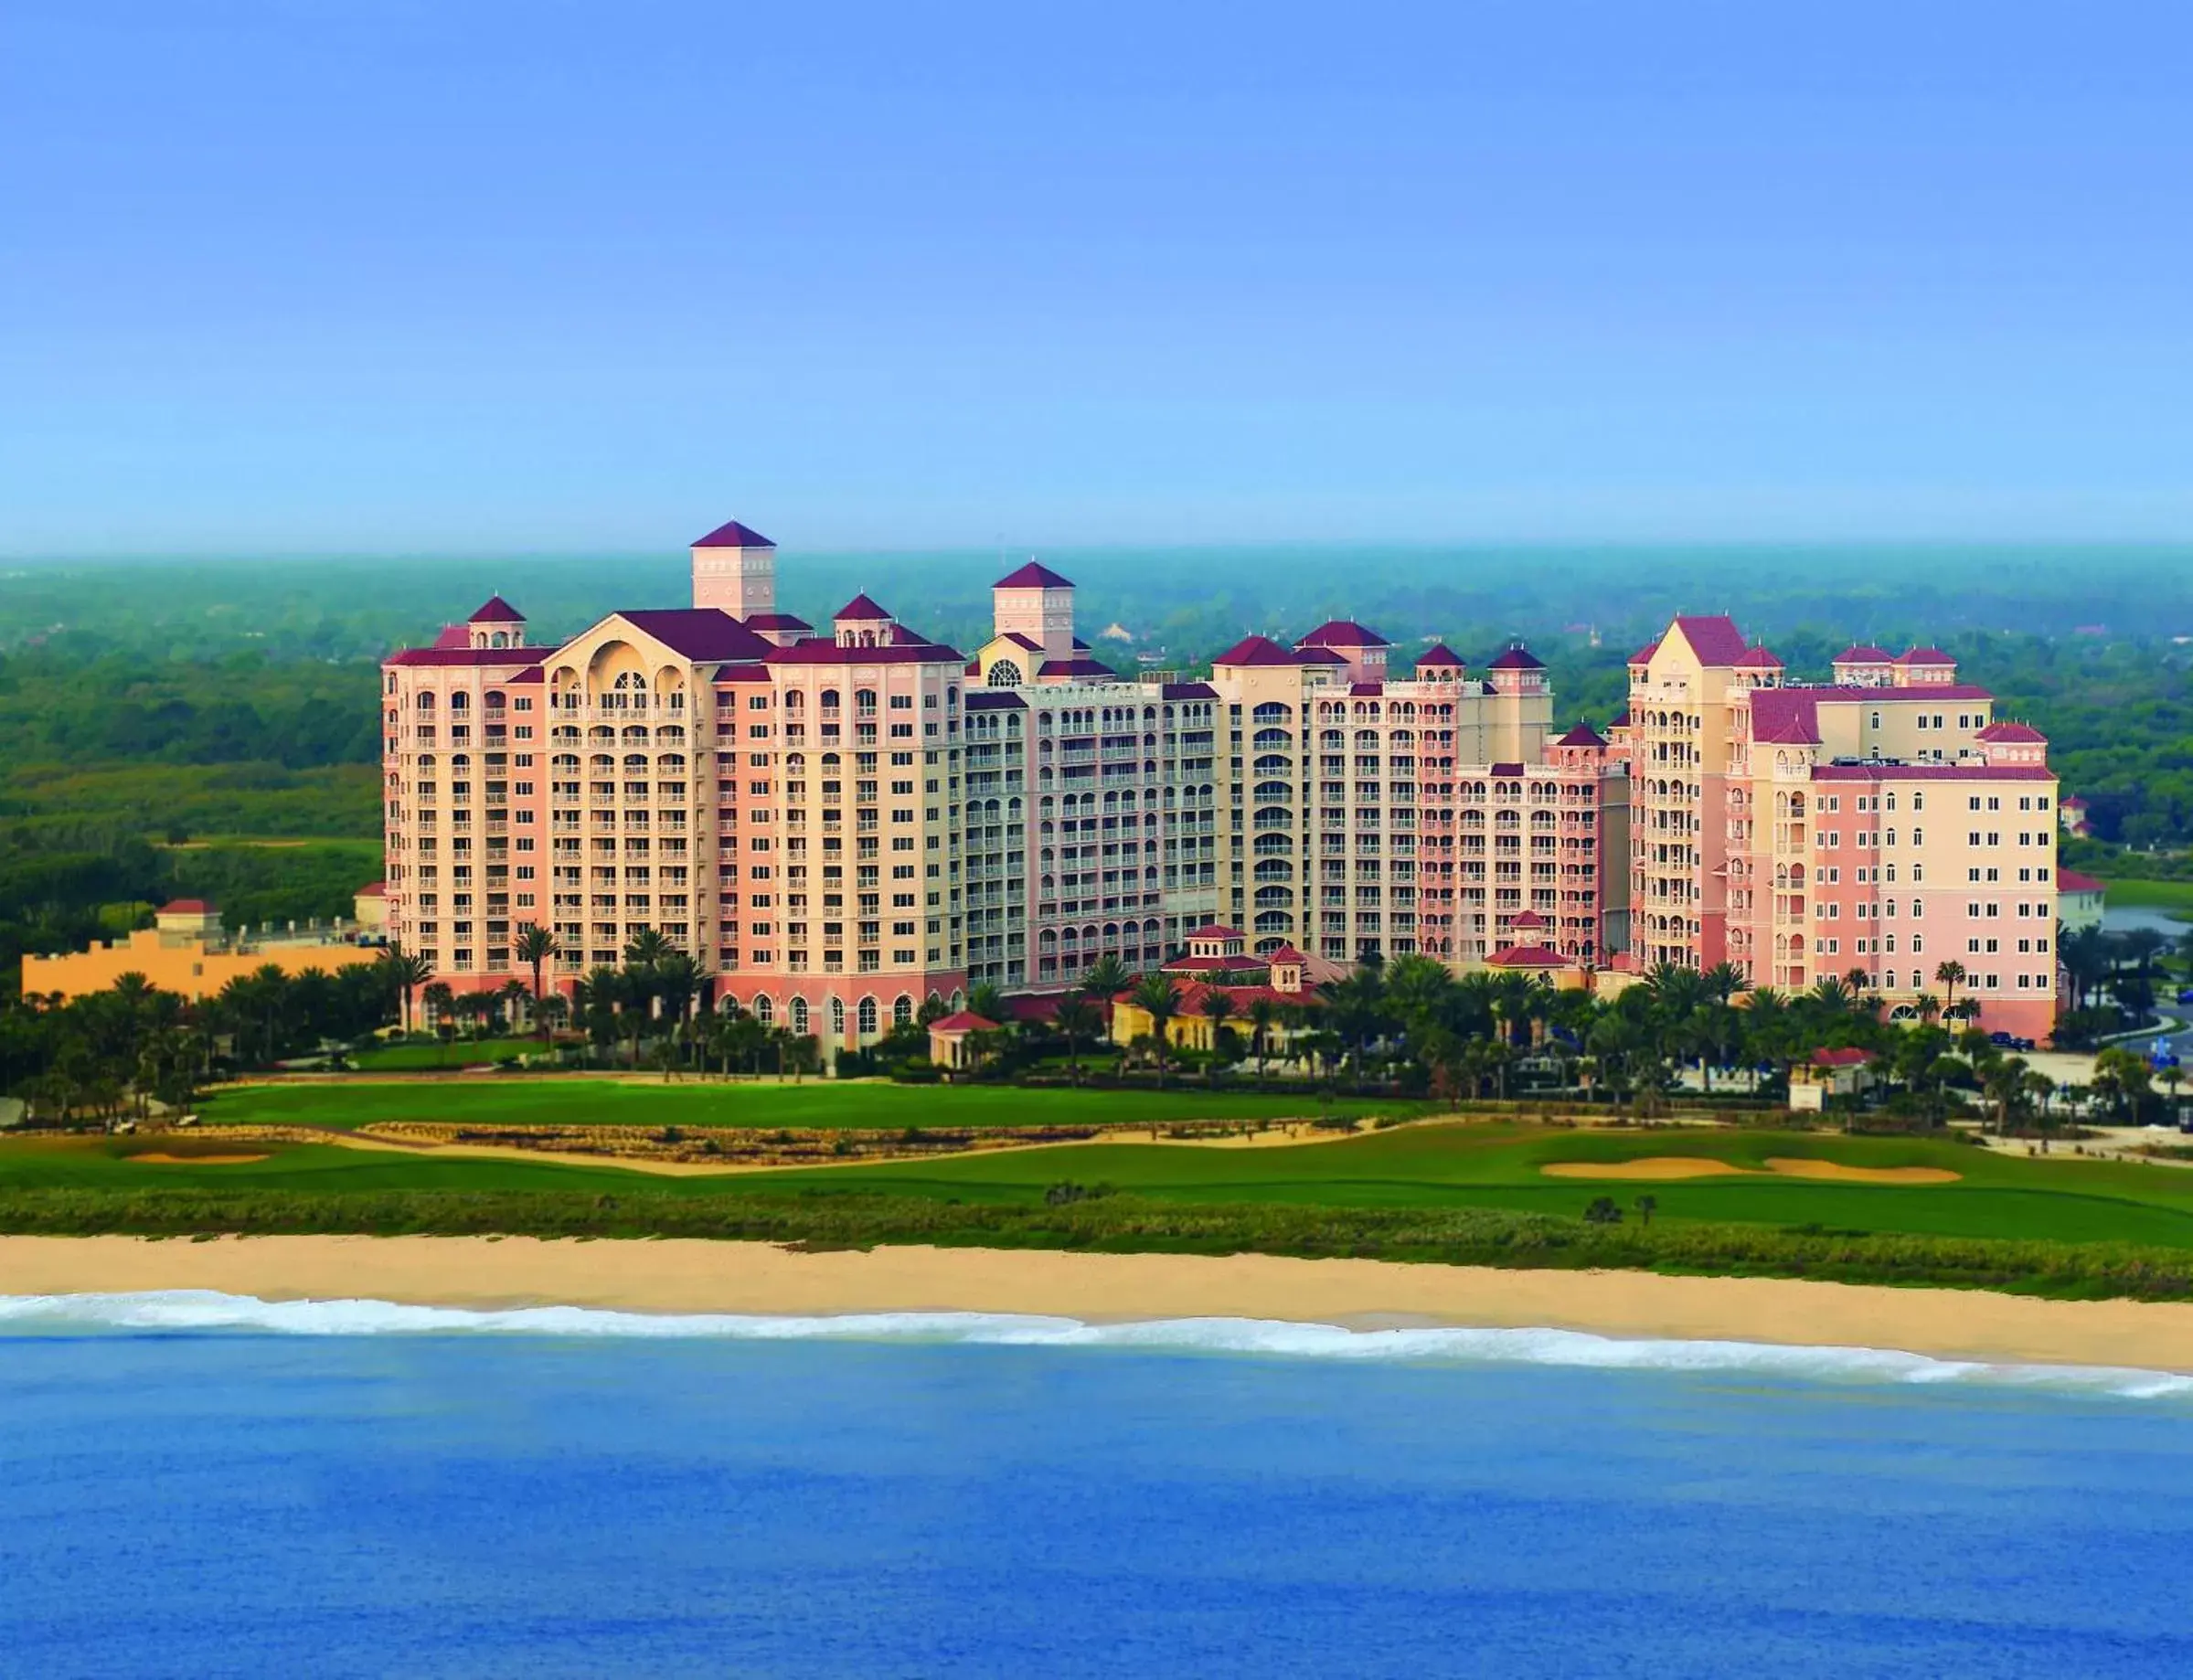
[4,1290,2189,1400]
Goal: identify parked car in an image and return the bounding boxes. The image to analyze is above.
[1988,1031,2037,1052]
[2178,987,2193,1006]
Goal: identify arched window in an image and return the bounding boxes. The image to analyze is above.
[791,998,809,1034]
[753,995,774,1025]
[893,994,913,1026]
[830,996,846,1037]
[987,659,1023,687]
[857,996,878,1036]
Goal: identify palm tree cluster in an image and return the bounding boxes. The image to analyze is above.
[7,956,405,1124]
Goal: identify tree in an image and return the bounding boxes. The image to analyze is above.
[1080,954,1134,999]
[514,924,559,1047]
[1634,1193,1658,1228]
[1933,960,1968,1022]
[967,981,1007,1025]
[1582,1196,1623,1226]
[1247,997,1279,1083]
[1051,995,1102,1085]
[382,947,434,1035]
[1130,974,1181,1086]
[1198,987,1235,1078]
[421,982,455,1065]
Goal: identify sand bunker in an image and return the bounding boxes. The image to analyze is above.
[1541,1157,1751,1180]
[128,1153,269,1165]
[1541,1154,1959,1185]
[1763,1157,1961,1185]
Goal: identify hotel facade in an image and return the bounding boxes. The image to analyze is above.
[379,524,1624,1052]
[1619,616,2060,1041]
[378,525,2057,1050]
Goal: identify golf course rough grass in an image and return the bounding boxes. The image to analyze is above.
[199,1080,1437,1133]
[11,1120,2193,1253]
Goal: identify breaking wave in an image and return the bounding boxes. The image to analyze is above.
[5,1291,2189,1400]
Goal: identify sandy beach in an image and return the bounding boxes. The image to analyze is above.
[6,1235,2193,1372]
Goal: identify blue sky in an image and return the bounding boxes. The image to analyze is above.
[5,1,2190,552]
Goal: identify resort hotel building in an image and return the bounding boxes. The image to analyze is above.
[1620,618,2060,1042]
[378,523,2060,1051]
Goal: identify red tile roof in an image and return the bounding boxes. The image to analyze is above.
[615,609,776,662]
[929,1011,999,1033]
[692,519,774,548]
[159,898,214,913]
[1413,644,1464,668]
[1163,954,1271,973]
[995,560,1075,589]
[1895,646,1953,665]
[1293,645,1347,665]
[1834,644,1894,664]
[1267,945,1306,963]
[1734,645,1783,668]
[833,592,893,622]
[766,636,963,665]
[356,882,387,898]
[2058,869,2105,893]
[1748,688,1823,744]
[1486,643,1545,671]
[1486,943,1574,968]
[1212,634,1301,667]
[1975,720,2046,742]
[431,623,470,649]
[1629,640,1661,665]
[1508,909,1548,928]
[1162,682,1218,700]
[1810,1047,1874,1068]
[1555,723,1607,747]
[386,645,548,668]
[1038,657,1119,679]
[1668,614,1749,665]
[1000,632,1043,652]
[468,595,526,622]
[711,663,773,683]
[1296,620,1391,649]
[1187,923,1240,941]
[743,612,812,632]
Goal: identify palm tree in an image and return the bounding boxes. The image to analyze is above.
[421,982,455,1065]
[651,952,705,1076]
[514,924,559,1046]
[1081,953,1134,998]
[967,981,1007,1024]
[623,928,673,969]
[1700,961,1747,1005]
[1198,987,1234,1078]
[1051,995,1102,1085]
[1933,960,1967,1022]
[1247,997,1279,1083]
[1130,973,1181,1086]
[497,978,530,1039]
[383,947,434,1034]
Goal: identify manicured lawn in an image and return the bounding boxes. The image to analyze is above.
[197,1079,1433,1132]
[2101,877,2193,920]
[348,1037,543,1070]
[21,1118,2193,1250]
[745,1123,2193,1249]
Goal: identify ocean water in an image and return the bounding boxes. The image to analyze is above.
[5,1297,2193,1678]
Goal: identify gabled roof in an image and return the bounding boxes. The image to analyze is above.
[1267,945,1306,963]
[1748,688,1822,744]
[615,609,775,662]
[468,595,526,622]
[2058,869,2105,893]
[1629,639,1661,665]
[1293,645,1347,665]
[1413,644,1464,668]
[691,519,774,548]
[1486,943,1574,969]
[430,623,470,649]
[1810,1047,1874,1068]
[1667,614,1749,665]
[2060,794,2088,808]
[1507,909,1548,928]
[1212,634,1301,667]
[356,883,386,898]
[1734,646,1783,669]
[1975,720,2047,742]
[833,592,892,622]
[1486,643,1544,671]
[1555,723,1607,747]
[995,560,1074,590]
[929,1011,999,1033]
[1296,619,1391,650]
[1834,643,1894,664]
[711,663,773,683]
[1895,646,1953,665]
[998,631,1043,652]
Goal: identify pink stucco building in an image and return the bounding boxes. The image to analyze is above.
[1617,615,2060,1040]
[380,524,1633,1056]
